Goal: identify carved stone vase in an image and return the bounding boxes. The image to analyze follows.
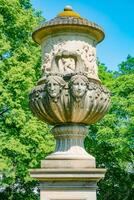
[29,6,110,200]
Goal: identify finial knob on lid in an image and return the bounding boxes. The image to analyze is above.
[57,5,80,18]
[64,5,73,11]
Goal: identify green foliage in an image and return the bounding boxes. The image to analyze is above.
[118,55,134,75]
[0,0,54,199]
[0,1,133,199]
[85,56,134,200]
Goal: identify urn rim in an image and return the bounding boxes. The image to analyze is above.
[32,7,105,44]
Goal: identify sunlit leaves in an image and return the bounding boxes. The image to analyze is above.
[86,56,134,200]
[0,1,54,199]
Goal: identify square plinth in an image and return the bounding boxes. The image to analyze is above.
[30,168,106,200]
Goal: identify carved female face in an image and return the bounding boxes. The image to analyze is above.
[47,79,61,98]
[71,76,87,98]
[46,76,65,98]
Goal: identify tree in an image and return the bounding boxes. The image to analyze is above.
[85,57,134,200]
[118,55,134,75]
[0,1,54,199]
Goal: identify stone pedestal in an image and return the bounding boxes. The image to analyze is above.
[30,168,106,200]
[41,125,95,169]
[30,124,106,200]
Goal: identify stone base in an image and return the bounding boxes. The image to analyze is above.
[41,190,96,200]
[30,168,106,200]
[30,125,106,200]
[41,158,95,168]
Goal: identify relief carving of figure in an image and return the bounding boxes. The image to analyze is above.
[70,74,88,100]
[47,78,60,98]
[69,74,89,122]
[77,44,98,77]
[46,75,66,101]
[58,57,76,74]
[45,75,68,122]
[42,40,99,80]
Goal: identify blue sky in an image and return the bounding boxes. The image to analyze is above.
[31,0,134,71]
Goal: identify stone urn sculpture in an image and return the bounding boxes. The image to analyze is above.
[29,6,110,200]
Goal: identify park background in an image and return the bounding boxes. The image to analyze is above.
[0,0,134,199]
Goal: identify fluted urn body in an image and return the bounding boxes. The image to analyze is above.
[29,8,110,126]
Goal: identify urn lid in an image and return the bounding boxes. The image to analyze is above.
[32,6,105,44]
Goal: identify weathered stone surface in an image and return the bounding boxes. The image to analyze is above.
[32,15,105,44]
[29,6,110,200]
[41,124,95,168]
[30,28,110,126]
[30,168,106,200]
[29,74,110,125]
[30,168,106,181]
[41,39,99,79]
